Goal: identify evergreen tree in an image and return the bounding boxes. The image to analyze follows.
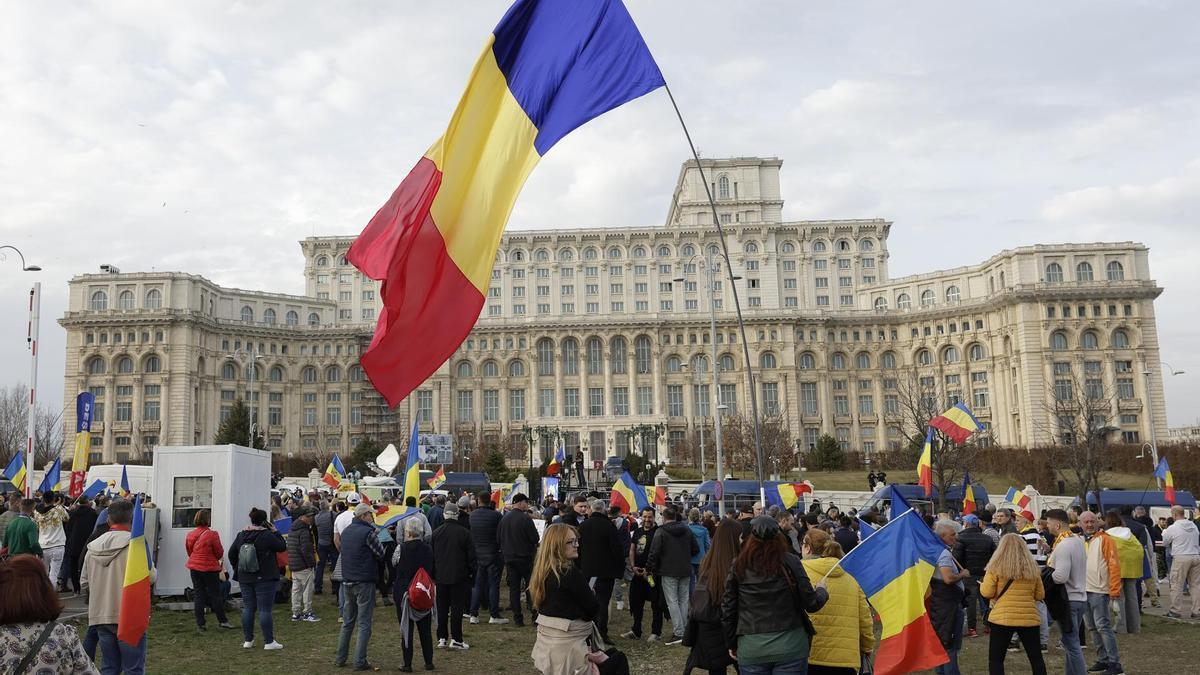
[811,433,845,471]
[482,450,514,483]
[351,438,383,474]
[212,399,264,449]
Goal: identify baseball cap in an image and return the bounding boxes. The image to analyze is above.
[353,504,373,517]
[963,514,980,526]
[346,493,362,505]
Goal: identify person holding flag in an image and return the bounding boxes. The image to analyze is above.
[81,499,149,673]
[918,429,934,498]
[119,464,132,498]
[323,454,349,490]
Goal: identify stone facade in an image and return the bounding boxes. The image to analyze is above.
[59,157,1167,467]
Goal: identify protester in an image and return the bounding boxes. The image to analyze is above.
[1162,504,1200,619]
[773,508,802,556]
[801,529,874,675]
[393,517,436,673]
[1015,509,1050,648]
[81,499,149,672]
[625,506,666,641]
[1045,508,1088,675]
[736,504,755,540]
[431,501,474,650]
[577,496,623,642]
[468,492,505,625]
[185,508,231,631]
[335,504,385,669]
[0,493,20,542]
[927,519,970,675]
[427,495,445,531]
[500,494,541,629]
[0,554,98,674]
[980,533,1047,675]
[684,519,741,675]
[612,506,633,610]
[530,523,598,675]
[32,492,69,589]
[229,507,287,651]
[1078,511,1124,675]
[287,505,320,622]
[954,513,996,637]
[63,497,98,594]
[649,505,699,645]
[314,499,339,596]
[561,494,589,528]
[687,507,711,588]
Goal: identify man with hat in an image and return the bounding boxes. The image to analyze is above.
[432,501,475,649]
[335,504,385,670]
[288,505,320,622]
[499,493,540,627]
[953,513,996,637]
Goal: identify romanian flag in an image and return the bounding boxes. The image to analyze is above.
[345,0,665,407]
[374,505,420,529]
[839,509,949,675]
[323,454,348,489]
[1005,486,1031,510]
[117,496,153,646]
[766,482,804,510]
[490,483,513,507]
[961,473,977,516]
[917,428,934,498]
[929,402,985,445]
[547,444,564,477]
[119,464,131,497]
[2,453,25,492]
[37,458,62,494]
[1155,458,1175,505]
[610,470,650,515]
[427,467,447,490]
[403,419,421,502]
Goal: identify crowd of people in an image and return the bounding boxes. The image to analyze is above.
[1,485,1198,674]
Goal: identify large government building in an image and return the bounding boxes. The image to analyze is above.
[59,157,1168,468]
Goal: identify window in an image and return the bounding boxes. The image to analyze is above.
[920,290,935,307]
[943,346,960,364]
[968,344,986,361]
[833,392,849,416]
[1106,261,1124,281]
[858,392,874,415]
[508,389,526,421]
[830,353,846,370]
[240,306,254,323]
[416,390,433,423]
[1076,261,1094,281]
[666,355,682,372]
[142,399,160,421]
[563,388,579,417]
[327,405,342,425]
[800,382,818,416]
[718,175,730,199]
[917,349,932,366]
[881,352,897,369]
[508,359,526,377]
[144,288,163,309]
[635,336,652,373]
[896,293,911,309]
[308,312,320,326]
[457,361,473,378]
[1117,378,1134,399]
[456,390,474,422]
[945,286,960,303]
[171,476,213,528]
[1112,329,1130,348]
[537,338,555,376]
[113,356,132,374]
[1081,331,1099,349]
[761,382,780,415]
[325,365,341,382]
[562,338,579,375]
[760,353,777,369]
[719,354,735,372]
[1045,262,1064,283]
[299,366,316,383]
[1050,331,1069,351]
[89,290,108,311]
[637,386,653,415]
[588,388,605,416]
[611,338,627,374]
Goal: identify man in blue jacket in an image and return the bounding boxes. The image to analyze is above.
[468,493,505,625]
[335,505,384,671]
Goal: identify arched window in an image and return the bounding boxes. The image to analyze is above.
[920,290,935,307]
[1112,329,1130,348]
[482,361,499,377]
[969,344,986,361]
[874,297,888,310]
[263,308,276,325]
[586,338,603,375]
[349,365,366,382]
[781,242,795,253]
[584,247,598,260]
[838,239,851,252]
[89,290,108,311]
[144,355,161,373]
[511,250,525,262]
[694,355,710,373]
[682,244,695,257]
[1106,261,1124,281]
[535,248,549,261]
[760,353,777,369]
[508,360,526,377]
[562,338,579,375]
[1045,262,1063,283]
[246,363,262,381]
[635,336,652,373]
[830,353,847,370]
[611,337,628,374]
[799,352,816,370]
[943,346,960,364]
[316,256,329,267]
[145,289,162,309]
[657,245,671,258]
[860,239,875,251]
[1050,331,1069,351]
[945,286,960,303]
[666,355,683,372]
[855,352,871,369]
[881,352,897,369]
[301,366,318,383]
[339,255,350,266]
[537,338,555,376]
[1076,262,1094,281]
[269,366,285,382]
[560,249,575,261]
[813,240,827,253]
[999,271,1006,288]
[717,175,730,200]
[308,312,320,327]
[241,306,254,323]
[632,246,646,258]
[707,244,720,256]
[917,349,932,366]
[1081,331,1100,349]
[719,354,735,372]
[896,293,911,309]
[456,361,473,378]
[223,362,238,380]
[115,356,133,373]
[607,247,621,259]
[744,242,759,254]
[87,357,106,375]
[286,311,299,326]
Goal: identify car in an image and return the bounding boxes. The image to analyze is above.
[1072,489,1195,519]
[691,479,807,515]
[861,482,991,515]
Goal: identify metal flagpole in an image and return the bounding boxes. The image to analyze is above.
[26,282,40,498]
[662,82,767,508]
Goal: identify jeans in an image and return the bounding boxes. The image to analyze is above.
[436,581,470,642]
[83,625,98,662]
[191,570,228,627]
[240,580,277,644]
[291,568,315,616]
[395,603,434,668]
[629,574,664,637]
[660,575,691,639]
[1061,600,1088,675]
[1036,600,1049,645]
[470,559,503,618]
[964,574,988,630]
[1114,578,1140,633]
[738,656,808,674]
[935,605,964,675]
[987,624,1045,675]
[316,543,338,593]
[505,559,534,622]
[95,624,147,675]
[613,563,632,603]
[42,545,65,587]
[336,581,376,667]
[1084,592,1122,673]
[590,577,615,639]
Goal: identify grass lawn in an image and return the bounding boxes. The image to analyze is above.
[70,591,1194,673]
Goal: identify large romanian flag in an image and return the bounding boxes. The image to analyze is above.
[917,428,934,498]
[839,509,949,675]
[118,496,153,646]
[346,0,665,407]
[929,402,985,445]
[610,470,650,515]
[1155,458,1175,505]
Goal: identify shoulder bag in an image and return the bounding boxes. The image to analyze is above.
[14,620,58,675]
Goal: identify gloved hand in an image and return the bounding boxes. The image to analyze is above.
[1111,598,1120,616]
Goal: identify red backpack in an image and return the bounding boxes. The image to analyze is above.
[408,567,435,612]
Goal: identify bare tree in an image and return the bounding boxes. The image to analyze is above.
[716,413,796,477]
[1037,362,1116,504]
[33,405,63,467]
[0,384,63,468]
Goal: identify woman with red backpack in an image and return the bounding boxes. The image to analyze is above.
[393,516,436,672]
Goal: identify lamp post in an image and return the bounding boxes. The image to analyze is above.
[2,246,41,498]
[675,253,731,489]
[1143,361,1185,489]
[226,345,263,448]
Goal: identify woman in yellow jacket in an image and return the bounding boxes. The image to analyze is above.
[980,533,1046,675]
[800,529,874,675]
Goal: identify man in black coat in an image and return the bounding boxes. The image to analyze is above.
[578,498,624,642]
[953,514,996,636]
[498,494,540,627]
[64,497,98,593]
[834,515,859,554]
[431,503,475,648]
[468,493,503,624]
[561,494,590,528]
[647,505,699,643]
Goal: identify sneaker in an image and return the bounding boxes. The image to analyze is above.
[1041,644,1049,653]
[469,616,479,624]
[646,634,660,643]
[488,617,509,625]
[264,641,284,650]
[242,641,254,649]
[303,613,321,622]
[352,663,375,671]
[966,628,978,638]
[424,665,435,672]
[616,600,625,610]
[448,640,470,651]
[621,630,638,639]
[1007,644,1021,653]
[462,613,472,619]
[398,667,413,673]
[666,638,683,646]
[1088,664,1110,673]
[1166,611,1182,618]
[437,639,447,649]
[218,622,233,629]
[291,614,302,622]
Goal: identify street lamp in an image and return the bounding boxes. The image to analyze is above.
[226,346,264,448]
[2,245,41,498]
[1143,362,1185,488]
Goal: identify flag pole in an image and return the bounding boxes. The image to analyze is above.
[815,508,936,586]
[662,82,767,509]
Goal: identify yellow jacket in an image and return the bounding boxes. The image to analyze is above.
[801,556,875,668]
[980,572,1044,627]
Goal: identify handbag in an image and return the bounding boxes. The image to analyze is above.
[860,650,875,675]
[14,620,58,675]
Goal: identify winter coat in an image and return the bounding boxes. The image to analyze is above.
[954,526,996,576]
[287,520,317,571]
[981,572,1045,627]
[684,572,734,671]
[65,505,98,561]
[314,509,335,546]
[185,526,224,572]
[338,518,385,583]
[81,527,134,625]
[801,556,875,668]
[721,552,827,648]
[33,504,69,549]
[468,505,502,563]
[431,518,475,585]
[3,515,41,556]
[689,523,711,565]
[228,527,287,584]
[427,505,444,531]
[647,520,698,578]
[391,538,435,602]
[498,509,539,563]
[578,512,624,580]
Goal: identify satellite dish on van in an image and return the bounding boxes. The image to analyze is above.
[377,444,400,474]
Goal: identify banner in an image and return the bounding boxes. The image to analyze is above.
[69,391,95,498]
[416,433,453,465]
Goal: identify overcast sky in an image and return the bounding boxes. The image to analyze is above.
[2,1,1198,427]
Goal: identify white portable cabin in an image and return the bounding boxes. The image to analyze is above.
[152,444,271,596]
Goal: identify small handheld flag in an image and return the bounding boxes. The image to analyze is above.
[427,467,447,490]
[1155,458,1176,505]
[403,419,421,502]
[929,402,985,445]
[2,453,26,492]
[917,429,934,498]
[119,464,131,497]
[37,458,62,494]
[117,496,153,646]
[1004,487,1031,510]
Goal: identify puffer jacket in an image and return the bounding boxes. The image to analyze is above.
[980,572,1045,627]
[801,556,874,668]
[287,520,316,571]
[185,526,224,572]
[954,526,996,576]
[720,552,828,648]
